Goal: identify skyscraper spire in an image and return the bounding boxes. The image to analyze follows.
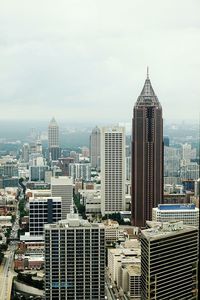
[136,69,160,107]
[147,66,149,79]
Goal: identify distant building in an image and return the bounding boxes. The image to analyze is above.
[126,156,131,181]
[44,212,105,300]
[164,146,180,177]
[101,126,126,216]
[48,118,60,160]
[22,143,30,163]
[90,126,101,170]
[29,166,48,181]
[181,143,196,163]
[51,176,73,219]
[152,204,199,228]
[58,157,75,176]
[194,178,200,197]
[0,162,18,177]
[69,163,91,182]
[81,146,90,157]
[163,136,169,147]
[180,162,199,180]
[49,147,61,161]
[29,197,62,236]
[141,221,198,300]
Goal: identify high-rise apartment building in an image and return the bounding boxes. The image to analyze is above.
[131,71,163,227]
[101,126,126,216]
[90,126,101,170]
[48,117,60,160]
[29,197,62,236]
[51,176,73,219]
[44,212,105,300]
[141,221,198,300]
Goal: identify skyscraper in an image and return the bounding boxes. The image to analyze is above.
[131,70,163,227]
[90,126,101,170]
[141,221,198,300]
[21,143,30,163]
[101,126,126,216]
[44,212,105,300]
[29,197,62,236]
[48,117,60,160]
[51,176,73,219]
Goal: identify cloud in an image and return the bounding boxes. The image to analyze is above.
[0,0,199,122]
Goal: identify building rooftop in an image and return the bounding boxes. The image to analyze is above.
[156,204,198,211]
[142,221,197,241]
[51,176,73,185]
[20,232,44,242]
[126,264,141,276]
[29,197,62,203]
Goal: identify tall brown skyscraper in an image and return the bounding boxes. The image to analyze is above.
[131,70,163,227]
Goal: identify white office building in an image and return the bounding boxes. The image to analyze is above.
[51,176,73,219]
[48,117,59,148]
[153,204,199,228]
[101,126,126,216]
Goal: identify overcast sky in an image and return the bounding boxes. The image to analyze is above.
[0,0,199,124]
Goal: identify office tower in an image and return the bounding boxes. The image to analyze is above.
[69,162,91,182]
[1,162,18,177]
[36,138,42,154]
[181,143,196,163]
[194,178,200,196]
[164,146,180,177]
[180,162,199,180]
[58,157,75,176]
[101,126,126,216]
[163,136,169,147]
[51,176,73,219]
[82,146,90,157]
[29,165,49,181]
[48,117,60,160]
[126,156,131,181]
[90,126,101,170]
[22,143,30,163]
[29,197,62,236]
[131,71,163,227]
[141,221,198,300]
[44,212,105,300]
[152,204,199,228]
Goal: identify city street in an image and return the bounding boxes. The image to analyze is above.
[0,207,19,300]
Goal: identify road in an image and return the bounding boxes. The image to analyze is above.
[105,270,129,300]
[0,205,19,300]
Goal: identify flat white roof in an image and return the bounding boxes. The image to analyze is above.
[51,176,73,185]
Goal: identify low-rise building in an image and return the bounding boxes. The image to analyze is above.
[107,239,141,299]
[14,254,44,271]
